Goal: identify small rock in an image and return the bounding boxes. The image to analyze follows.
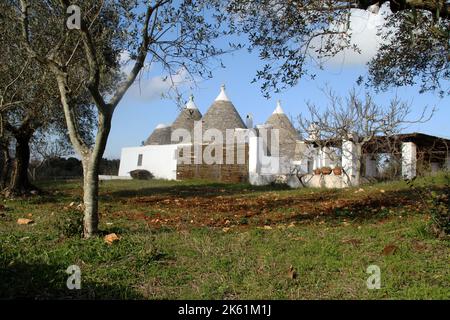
[17,218,34,225]
[263,225,272,230]
[69,202,75,207]
[104,233,120,245]
[222,227,230,232]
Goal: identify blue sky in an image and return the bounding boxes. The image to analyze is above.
[104,8,449,159]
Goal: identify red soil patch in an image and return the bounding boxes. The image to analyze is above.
[107,190,420,231]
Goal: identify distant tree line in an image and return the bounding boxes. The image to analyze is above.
[28,157,120,181]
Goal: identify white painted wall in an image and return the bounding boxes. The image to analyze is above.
[401,142,417,179]
[342,139,358,186]
[118,144,179,180]
[364,154,377,177]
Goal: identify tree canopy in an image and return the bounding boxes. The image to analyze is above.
[226,0,449,97]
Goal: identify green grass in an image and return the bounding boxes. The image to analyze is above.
[0,175,449,299]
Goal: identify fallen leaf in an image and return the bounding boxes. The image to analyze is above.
[222,227,230,232]
[263,225,272,230]
[288,265,297,279]
[382,244,398,256]
[412,240,427,251]
[17,218,34,225]
[104,233,120,245]
[341,238,362,246]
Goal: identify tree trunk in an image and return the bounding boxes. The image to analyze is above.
[0,142,12,189]
[80,111,112,238]
[82,159,100,237]
[10,132,33,194]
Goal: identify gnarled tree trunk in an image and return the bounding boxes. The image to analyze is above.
[79,111,112,238]
[0,142,12,189]
[10,131,34,194]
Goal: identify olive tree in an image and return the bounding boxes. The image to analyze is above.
[226,0,449,97]
[13,0,231,237]
[1,1,96,194]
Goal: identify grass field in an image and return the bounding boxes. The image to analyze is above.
[0,175,449,299]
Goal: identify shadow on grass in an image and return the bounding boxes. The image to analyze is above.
[106,181,292,199]
[0,261,143,299]
[277,186,441,225]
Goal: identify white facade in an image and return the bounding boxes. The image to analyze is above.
[118,144,179,180]
[342,139,359,186]
[401,142,417,179]
[364,154,377,177]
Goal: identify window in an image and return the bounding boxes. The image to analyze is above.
[137,154,143,166]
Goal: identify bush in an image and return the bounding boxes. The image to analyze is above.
[54,209,84,238]
[407,175,450,238]
[129,169,154,180]
[427,188,450,237]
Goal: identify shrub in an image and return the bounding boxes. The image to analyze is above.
[129,169,154,180]
[54,209,84,238]
[427,188,450,237]
[407,175,450,238]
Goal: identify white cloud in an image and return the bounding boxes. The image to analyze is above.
[118,50,193,103]
[125,67,192,103]
[319,4,392,67]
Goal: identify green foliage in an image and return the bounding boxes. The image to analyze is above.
[53,209,84,238]
[427,187,450,237]
[406,174,450,238]
[1,176,449,299]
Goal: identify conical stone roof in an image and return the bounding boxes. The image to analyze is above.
[144,124,172,145]
[171,95,202,143]
[265,101,300,159]
[202,85,246,138]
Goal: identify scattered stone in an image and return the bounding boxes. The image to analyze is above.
[17,218,34,225]
[287,175,302,189]
[263,225,272,230]
[222,227,230,233]
[104,233,120,245]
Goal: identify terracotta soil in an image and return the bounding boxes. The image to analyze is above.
[107,189,420,230]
